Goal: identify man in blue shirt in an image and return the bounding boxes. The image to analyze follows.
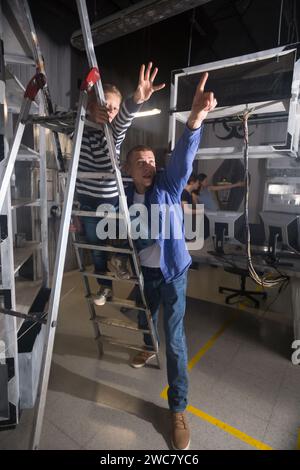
[125,72,217,450]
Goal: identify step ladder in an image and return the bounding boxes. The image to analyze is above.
[1,0,160,450]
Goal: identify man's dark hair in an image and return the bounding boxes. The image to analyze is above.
[126,145,155,164]
[187,173,198,184]
[197,173,207,183]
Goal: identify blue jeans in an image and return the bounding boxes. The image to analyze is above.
[139,267,188,412]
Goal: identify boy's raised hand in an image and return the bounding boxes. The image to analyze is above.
[188,72,217,130]
[133,62,165,104]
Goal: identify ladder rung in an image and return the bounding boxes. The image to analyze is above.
[92,315,149,333]
[61,171,132,182]
[97,334,157,354]
[77,171,116,180]
[29,113,133,136]
[4,53,35,65]
[17,145,39,161]
[11,198,40,209]
[72,210,123,219]
[29,112,76,133]
[74,242,132,254]
[82,270,138,284]
[87,295,146,311]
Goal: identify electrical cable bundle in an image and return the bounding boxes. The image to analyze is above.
[240,108,289,288]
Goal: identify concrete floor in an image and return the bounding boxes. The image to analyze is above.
[0,269,300,450]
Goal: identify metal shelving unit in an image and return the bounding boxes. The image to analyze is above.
[0,0,50,428]
[13,242,41,274]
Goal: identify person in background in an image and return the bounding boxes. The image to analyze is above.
[181,173,200,210]
[196,173,245,211]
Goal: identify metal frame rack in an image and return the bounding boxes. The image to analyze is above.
[169,45,300,160]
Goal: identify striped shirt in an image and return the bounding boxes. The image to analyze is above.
[76,97,140,202]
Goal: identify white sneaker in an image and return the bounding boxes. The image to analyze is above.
[94,287,112,306]
[130,347,156,368]
[108,255,130,280]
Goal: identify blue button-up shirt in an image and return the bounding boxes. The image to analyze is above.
[126,124,203,283]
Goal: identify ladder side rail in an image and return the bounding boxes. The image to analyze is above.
[38,98,49,287]
[0,98,31,212]
[0,71,46,212]
[29,90,88,450]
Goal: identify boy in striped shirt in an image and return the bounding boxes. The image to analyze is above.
[76,62,164,306]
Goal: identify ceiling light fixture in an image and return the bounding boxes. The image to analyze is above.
[134,108,161,118]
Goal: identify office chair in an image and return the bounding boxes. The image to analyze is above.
[219,266,267,309]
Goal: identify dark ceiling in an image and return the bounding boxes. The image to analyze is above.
[28,0,300,92]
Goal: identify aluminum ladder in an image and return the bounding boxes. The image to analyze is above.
[0,0,160,450]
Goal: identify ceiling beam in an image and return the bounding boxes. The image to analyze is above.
[110,0,133,8]
[71,0,213,49]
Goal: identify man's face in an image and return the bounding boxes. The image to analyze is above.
[127,150,156,193]
[201,177,208,188]
[192,180,200,191]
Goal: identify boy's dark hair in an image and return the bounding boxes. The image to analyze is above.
[126,145,155,164]
[88,83,122,103]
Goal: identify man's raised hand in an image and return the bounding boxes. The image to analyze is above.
[133,62,165,104]
[188,72,217,129]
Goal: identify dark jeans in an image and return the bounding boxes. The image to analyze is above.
[78,194,112,287]
[80,209,112,288]
[139,267,188,412]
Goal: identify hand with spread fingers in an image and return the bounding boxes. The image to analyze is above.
[188,72,217,130]
[133,62,165,104]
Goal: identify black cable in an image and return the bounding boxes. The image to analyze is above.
[277,0,284,45]
[260,276,290,319]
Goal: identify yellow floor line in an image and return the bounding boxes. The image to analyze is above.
[160,387,168,400]
[297,429,300,450]
[187,312,238,371]
[187,404,272,450]
[160,312,238,400]
[160,309,272,450]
